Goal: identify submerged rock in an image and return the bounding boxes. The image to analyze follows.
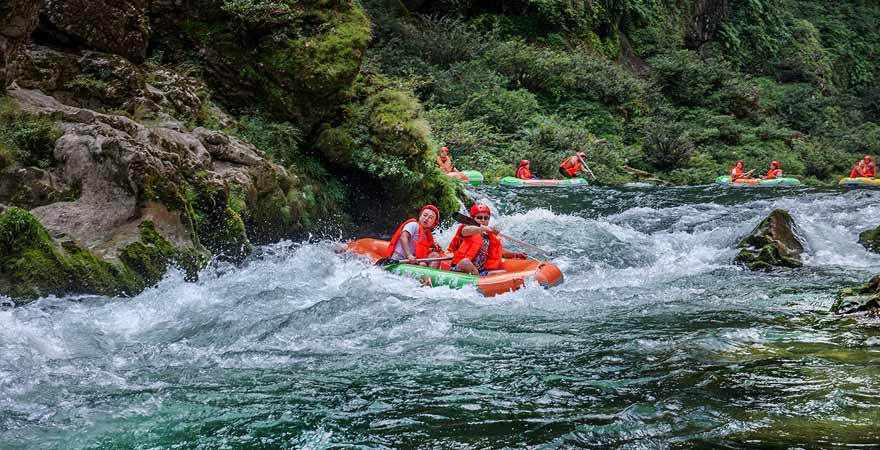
[832,275,880,315]
[735,209,804,271]
[858,225,880,254]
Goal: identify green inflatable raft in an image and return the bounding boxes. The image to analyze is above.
[499,177,588,188]
[715,176,801,187]
[447,170,484,186]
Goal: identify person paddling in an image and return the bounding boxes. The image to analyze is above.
[558,151,593,179]
[730,160,754,181]
[864,155,876,177]
[516,160,537,179]
[386,205,444,268]
[850,159,867,178]
[437,146,456,174]
[447,204,526,276]
[763,160,783,180]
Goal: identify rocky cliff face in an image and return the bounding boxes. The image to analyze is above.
[0,0,40,93]
[0,0,459,303]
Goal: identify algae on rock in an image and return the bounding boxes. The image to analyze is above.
[735,209,804,271]
[832,274,880,315]
[858,225,880,254]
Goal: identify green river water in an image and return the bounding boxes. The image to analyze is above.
[2,184,879,449]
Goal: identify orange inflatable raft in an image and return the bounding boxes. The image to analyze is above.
[347,238,564,297]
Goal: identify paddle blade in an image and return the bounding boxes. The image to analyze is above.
[453,212,479,226]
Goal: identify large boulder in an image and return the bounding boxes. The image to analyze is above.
[859,225,880,254]
[39,0,150,63]
[735,209,805,271]
[832,275,880,315]
[0,0,40,92]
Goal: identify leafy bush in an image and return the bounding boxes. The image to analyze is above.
[641,121,695,171]
[0,100,62,169]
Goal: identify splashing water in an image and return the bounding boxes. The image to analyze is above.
[2,185,880,449]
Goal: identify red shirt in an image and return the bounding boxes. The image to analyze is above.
[516,167,532,179]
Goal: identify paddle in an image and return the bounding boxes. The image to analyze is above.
[375,256,453,267]
[452,212,553,256]
[578,155,597,181]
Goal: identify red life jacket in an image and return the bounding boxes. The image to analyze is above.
[560,157,582,177]
[730,166,743,179]
[437,156,453,174]
[765,168,783,179]
[850,166,866,178]
[386,219,435,259]
[516,166,532,179]
[447,224,502,270]
[865,163,877,177]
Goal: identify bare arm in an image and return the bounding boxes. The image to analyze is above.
[398,231,416,260]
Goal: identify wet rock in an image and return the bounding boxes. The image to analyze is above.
[40,0,150,63]
[0,0,41,92]
[832,275,880,315]
[735,209,804,270]
[858,225,880,254]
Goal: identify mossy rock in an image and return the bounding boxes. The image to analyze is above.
[735,209,804,271]
[0,208,207,303]
[858,225,880,254]
[832,275,880,315]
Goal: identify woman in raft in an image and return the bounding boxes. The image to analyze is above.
[437,146,457,174]
[762,160,783,180]
[386,205,444,268]
[861,155,876,177]
[516,160,537,179]
[447,204,526,275]
[729,160,754,181]
[558,151,591,179]
[850,159,868,178]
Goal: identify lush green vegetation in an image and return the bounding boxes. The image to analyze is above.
[0,99,61,170]
[357,0,880,185]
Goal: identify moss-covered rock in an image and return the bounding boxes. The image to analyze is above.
[735,209,804,271]
[315,74,460,229]
[0,207,206,303]
[858,225,880,254]
[832,274,880,315]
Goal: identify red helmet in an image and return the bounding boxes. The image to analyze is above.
[771,160,780,168]
[866,155,873,162]
[419,204,440,227]
[469,204,491,218]
[440,146,449,153]
[736,160,744,167]
[520,159,530,166]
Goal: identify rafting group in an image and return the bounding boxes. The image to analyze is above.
[346,148,879,297]
[719,156,877,187]
[438,146,593,188]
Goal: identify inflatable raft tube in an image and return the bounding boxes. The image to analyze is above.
[839,177,880,188]
[715,175,802,186]
[499,176,588,188]
[346,238,563,297]
[447,170,484,186]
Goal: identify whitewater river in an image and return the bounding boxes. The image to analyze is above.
[2,185,880,449]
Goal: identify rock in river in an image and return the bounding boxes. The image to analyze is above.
[735,209,804,271]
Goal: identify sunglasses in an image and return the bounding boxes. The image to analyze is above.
[474,215,490,220]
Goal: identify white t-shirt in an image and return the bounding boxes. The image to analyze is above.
[391,221,422,260]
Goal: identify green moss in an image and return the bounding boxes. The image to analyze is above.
[858,225,880,254]
[0,99,62,169]
[832,275,880,315]
[0,208,143,301]
[118,221,204,287]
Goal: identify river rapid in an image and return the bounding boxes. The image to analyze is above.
[2,185,880,449]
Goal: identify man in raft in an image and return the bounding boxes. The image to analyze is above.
[730,160,753,181]
[437,146,456,174]
[558,151,592,179]
[762,160,783,180]
[387,205,444,268]
[447,204,526,276]
[516,160,537,179]
[864,155,876,177]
